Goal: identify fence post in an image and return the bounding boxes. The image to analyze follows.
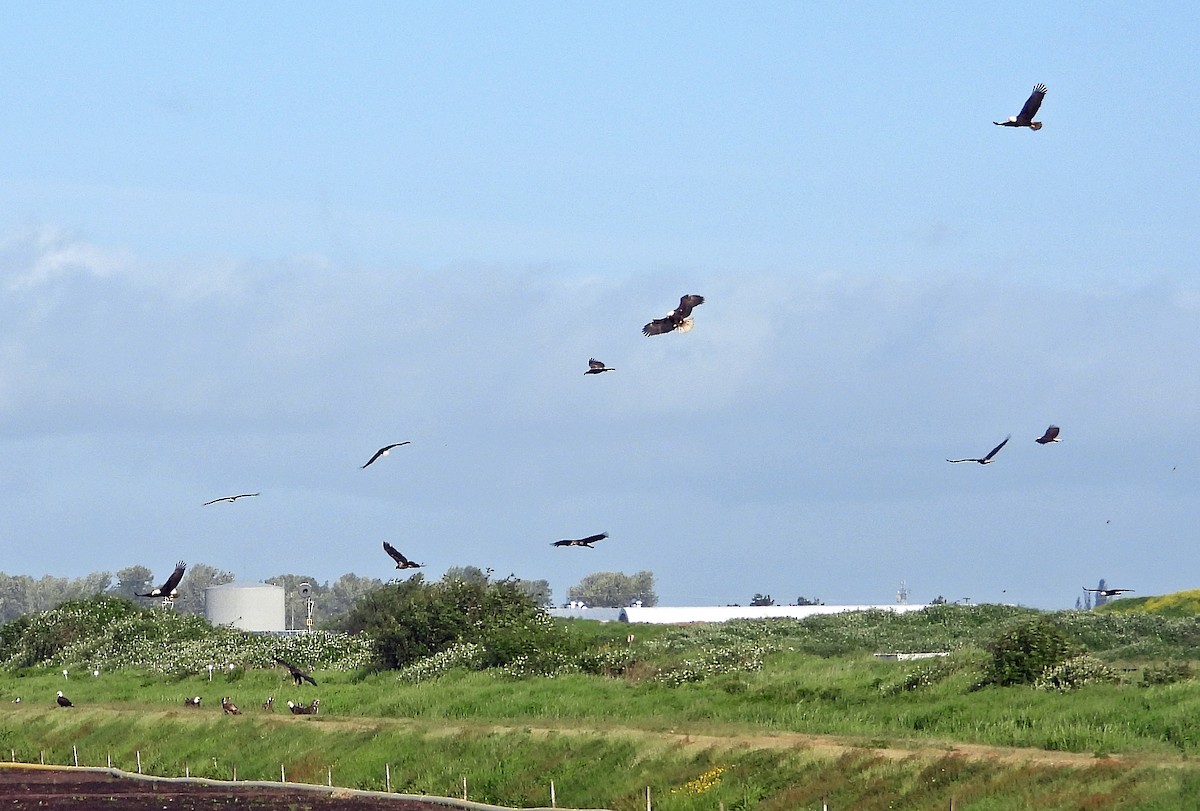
[72,745,78,767]
[232,764,237,782]
[136,751,142,774]
[550,779,556,808]
[462,776,467,800]
[386,763,391,792]
[281,764,286,783]
[645,785,652,811]
[107,752,111,769]
[185,765,189,778]
[327,766,332,787]
[39,751,44,765]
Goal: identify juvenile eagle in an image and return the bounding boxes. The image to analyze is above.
[274,657,318,686]
[361,441,411,468]
[136,561,186,600]
[1035,425,1061,444]
[643,295,705,336]
[383,541,423,570]
[994,84,1047,130]
[585,358,615,374]
[552,532,608,548]
[947,435,1011,464]
[221,697,241,715]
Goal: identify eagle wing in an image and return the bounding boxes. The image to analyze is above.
[146,561,187,596]
[579,532,608,545]
[982,435,1011,461]
[674,295,705,319]
[1016,84,1046,125]
[642,317,676,336]
[588,358,605,370]
[1037,425,1060,444]
[383,541,409,566]
[362,442,411,468]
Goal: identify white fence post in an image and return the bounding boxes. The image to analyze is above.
[72,745,78,767]
[550,779,556,807]
[386,763,391,792]
[136,751,141,774]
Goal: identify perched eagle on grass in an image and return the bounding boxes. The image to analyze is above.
[221,697,241,715]
[274,657,317,686]
[183,696,202,707]
[552,532,608,548]
[643,295,704,336]
[1035,425,1061,444]
[585,358,615,374]
[946,435,1011,464]
[136,561,186,600]
[383,541,423,570]
[994,84,1047,130]
[55,691,72,708]
[361,442,411,469]
[288,699,320,715]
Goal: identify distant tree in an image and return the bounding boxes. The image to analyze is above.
[109,566,153,600]
[265,574,326,629]
[442,566,492,585]
[1094,578,1109,609]
[324,573,384,622]
[512,578,553,607]
[984,616,1078,687]
[168,563,235,615]
[1074,595,1083,611]
[567,571,657,608]
[750,593,775,606]
[794,596,822,606]
[930,595,948,605]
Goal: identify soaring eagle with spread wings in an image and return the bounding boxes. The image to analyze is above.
[552,532,608,548]
[1035,425,1061,444]
[274,657,317,686]
[136,561,187,600]
[585,358,615,374]
[1083,587,1133,597]
[643,295,704,336]
[383,541,423,570]
[946,435,1011,464]
[361,442,411,469]
[203,492,259,505]
[994,84,1047,130]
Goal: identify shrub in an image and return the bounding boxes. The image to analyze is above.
[1034,653,1117,691]
[1141,660,1193,686]
[983,616,1078,686]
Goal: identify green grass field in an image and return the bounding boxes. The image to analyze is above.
[5,601,1200,809]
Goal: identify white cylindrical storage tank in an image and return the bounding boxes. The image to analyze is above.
[205,582,286,632]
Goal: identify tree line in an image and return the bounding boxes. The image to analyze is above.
[0,566,660,625]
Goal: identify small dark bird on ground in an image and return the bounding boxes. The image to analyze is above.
[55,691,72,708]
[643,295,704,336]
[203,493,259,505]
[994,83,1047,129]
[585,358,615,374]
[221,697,241,715]
[552,532,608,548]
[288,699,320,715]
[361,442,411,468]
[947,435,1011,464]
[183,696,202,707]
[1083,587,1134,597]
[274,657,317,686]
[1035,425,1061,444]
[383,541,423,569]
[136,561,187,600]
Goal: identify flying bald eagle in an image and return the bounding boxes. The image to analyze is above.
[203,493,259,505]
[643,295,705,336]
[221,697,241,715]
[55,691,72,708]
[136,561,186,600]
[585,358,615,374]
[994,84,1047,130]
[946,435,1011,464]
[1083,587,1133,597]
[383,541,423,570]
[274,657,317,687]
[552,532,608,548]
[361,441,411,469]
[1035,425,1061,444]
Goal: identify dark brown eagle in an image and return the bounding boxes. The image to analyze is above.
[994,84,1047,130]
[136,561,186,600]
[946,435,1011,464]
[221,697,241,715]
[585,358,615,374]
[383,541,423,569]
[643,295,704,336]
[361,441,411,469]
[55,691,73,708]
[1083,587,1133,597]
[1035,425,1061,444]
[552,532,608,548]
[274,657,317,686]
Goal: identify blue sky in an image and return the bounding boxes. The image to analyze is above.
[2,2,1197,609]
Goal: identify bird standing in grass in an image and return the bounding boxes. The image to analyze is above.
[55,691,72,708]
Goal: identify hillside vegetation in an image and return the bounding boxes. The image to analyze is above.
[3,595,1200,809]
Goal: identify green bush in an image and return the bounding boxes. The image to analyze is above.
[1142,660,1193,686]
[983,616,1078,687]
[1034,653,1117,691]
